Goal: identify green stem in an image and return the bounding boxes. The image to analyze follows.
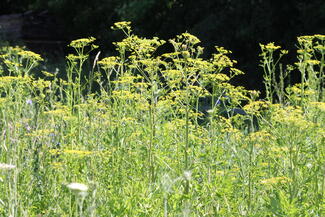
[318,52,324,101]
[248,142,253,214]
[149,73,156,183]
[184,76,190,195]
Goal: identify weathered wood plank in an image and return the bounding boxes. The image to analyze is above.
[0,13,23,40]
[0,10,64,41]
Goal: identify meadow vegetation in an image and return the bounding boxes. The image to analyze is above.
[0,22,324,216]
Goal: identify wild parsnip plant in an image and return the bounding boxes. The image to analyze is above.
[0,22,324,216]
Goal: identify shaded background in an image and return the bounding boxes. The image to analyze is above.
[1,0,325,93]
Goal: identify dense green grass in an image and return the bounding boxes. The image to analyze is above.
[0,22,324,216]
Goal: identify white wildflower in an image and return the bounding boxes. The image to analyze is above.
[26,99,33,105]
[0,163,16,170]
[183,170,192,181]
[67,182,88,192]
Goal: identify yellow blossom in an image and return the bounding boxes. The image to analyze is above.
[111,21,132,30]
[314,34,325,40]
[26,129,55,137]
[179,32,201,45]
[260,42,281,51]
[215,46,232,54]
[69,37,96,48]
[44,106,70,117]
[260,162,269,167]
[305,59,320,65]
[212,54,234,68]
[18,50,43,61]
[243,100,270,115]
[248,130,273,143]
[202,73,230,83]
[63,149,93,155]
[216,171,225,175]
[51,162,64,169]
[98,56,120,69]
[309,102,325,112]
[230,68,244,76]
[297,35,314,44]
[314,45,325,51]
[260,176,292,185]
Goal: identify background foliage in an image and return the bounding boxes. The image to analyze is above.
[1,0,325,91]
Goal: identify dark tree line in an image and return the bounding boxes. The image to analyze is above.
[1,0,325,91]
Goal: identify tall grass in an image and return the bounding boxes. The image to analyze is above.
[0,22,324,216]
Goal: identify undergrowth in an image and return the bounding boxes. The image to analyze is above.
[0,22,324,216]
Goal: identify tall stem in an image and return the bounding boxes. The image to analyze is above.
[248,141,253,214]
[149,73,156,183]
[184,73,190,195]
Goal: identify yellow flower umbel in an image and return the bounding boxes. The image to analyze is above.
[111,21,132,35]
[63,149,93,156]
[0,46,43,76]
[259,42,290,103]
[25,129,55,138]
[261,42,281,51]
[17,50,43,62]
[272,105,313,129]
[260,176,292,185]
[49,149,96,157]
[69,37,97,49]
[98,56,121,70]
